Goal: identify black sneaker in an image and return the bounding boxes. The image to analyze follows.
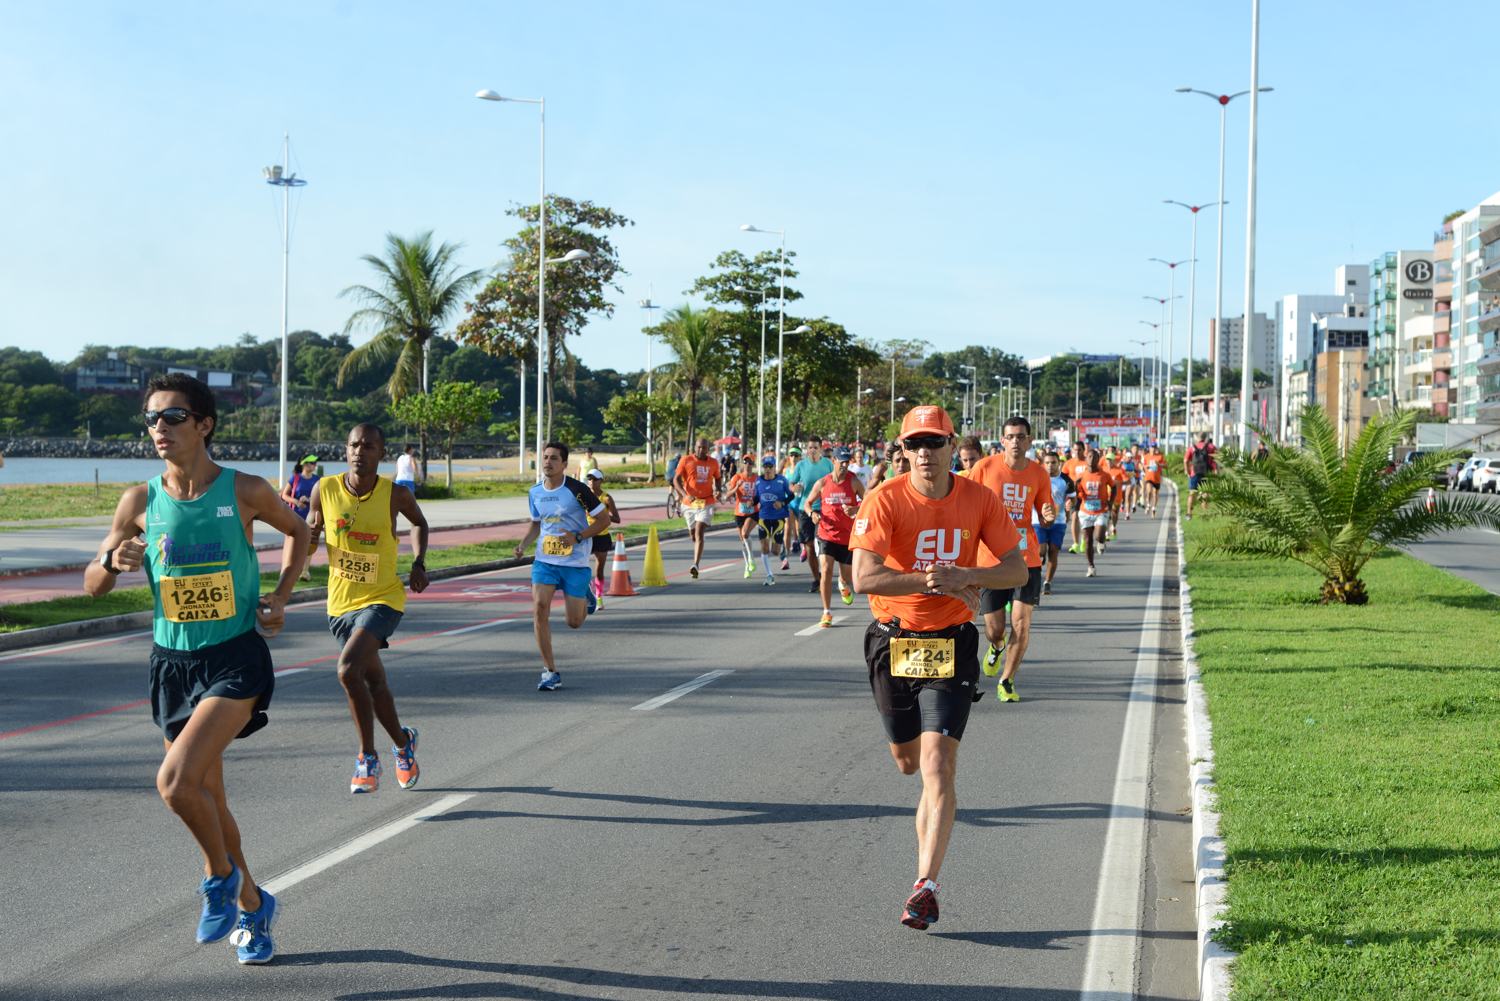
[807,580,820,593]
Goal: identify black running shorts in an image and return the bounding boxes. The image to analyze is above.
[865,619,980,745]
[758,518,787,542]
[734,514,754,530]
[816,538,854,565]
[797,511,817,544]
[980,566,1043,612]
[591,534,613,555]
[149,628,275,742]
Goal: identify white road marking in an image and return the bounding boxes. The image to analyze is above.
[631,669,734,711]
[794,614,849,636]
[436,616,526,637]
[260,793,476,895]
[1079,509,1170,1000]
[0,630,152,665]
[275,667,309,677]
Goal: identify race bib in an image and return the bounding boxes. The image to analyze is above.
[161,570,237,623]
[889,637,956,679]
[332,548,382,584]
[542,534,574,557]
[686,498,709,510]
[1084,499,1103,513]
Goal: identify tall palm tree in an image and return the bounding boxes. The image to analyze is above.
[338,232,484,401]
[1197,404,1500,604]
[658,305,722,447]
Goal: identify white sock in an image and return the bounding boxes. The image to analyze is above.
[761,553,772,575]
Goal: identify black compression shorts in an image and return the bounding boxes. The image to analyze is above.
[980,566,1043,611]
[865,619,980,744]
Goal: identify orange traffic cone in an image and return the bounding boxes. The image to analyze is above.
[607,532,636,596]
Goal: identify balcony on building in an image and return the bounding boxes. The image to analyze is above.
[1479,296,1500,335]
[1432,347,1453,370]
[1480,217,1500,250]
[1476,346,1500,377]
[1404,349,1434,376]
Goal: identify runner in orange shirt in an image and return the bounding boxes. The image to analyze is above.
[1074,449,1114,576]
[672,437,721,578]
[1141,445,1165,517]
[1061,441,1091,554]
[1105,461,1131,543]
[851,405,1027,931]
[968,416,1055,703]
[722,455,761,578]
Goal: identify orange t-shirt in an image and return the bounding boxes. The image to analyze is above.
[1108,466,1130,499]
[849,474,1020,632]
[1075,471,1114,515]
[1142,452,1164,484]
[968,455,1052,569]
[1063,457,1090,483]
[727,472,758,515]
[676,456,721,501]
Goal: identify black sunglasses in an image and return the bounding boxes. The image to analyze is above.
[143,407,202,428]
[902,435,949,452]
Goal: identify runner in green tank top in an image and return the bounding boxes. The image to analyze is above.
[84,374,310,966]
[307,422,431,795]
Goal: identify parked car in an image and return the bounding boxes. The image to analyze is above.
[1457,456,1492,492]
[1467,457,1500,493]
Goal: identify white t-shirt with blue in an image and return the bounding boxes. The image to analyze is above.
[528,476,606,569]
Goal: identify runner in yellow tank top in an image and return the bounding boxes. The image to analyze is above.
[308,422,431,795]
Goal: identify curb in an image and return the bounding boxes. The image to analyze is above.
[0,522,718,654]
[1170,483,1235,1001]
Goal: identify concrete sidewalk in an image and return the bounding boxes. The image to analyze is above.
[0,486,675,604]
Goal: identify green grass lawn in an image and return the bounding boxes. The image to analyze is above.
[0,515,692,633]
[0,482,134,521]
[1178,488,1500,999]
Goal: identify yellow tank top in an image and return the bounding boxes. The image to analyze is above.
[319,474,406,616]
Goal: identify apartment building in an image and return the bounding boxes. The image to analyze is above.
[1364,250,1434,412]
[1446,192,1500,422]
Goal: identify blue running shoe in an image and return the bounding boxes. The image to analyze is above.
[196,860,241,943]
[231,889,278,965]
[538,670,562,691]
[586,585,597,615]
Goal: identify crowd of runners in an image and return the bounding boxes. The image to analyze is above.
[85,373,1185,964]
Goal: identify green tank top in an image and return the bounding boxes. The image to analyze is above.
[144,468,260,650]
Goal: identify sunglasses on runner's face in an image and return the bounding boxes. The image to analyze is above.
[902,435,949,452]
[142,408,201,428]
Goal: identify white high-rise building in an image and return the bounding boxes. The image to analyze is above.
[1274,265,1368,439]
[1448,191,1500,423]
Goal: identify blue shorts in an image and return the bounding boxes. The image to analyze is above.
[531,561,593,599]
[394,479,417,493]
[1035,522,1067,548]
[1188,474,1205,490]
[329,603,404,650]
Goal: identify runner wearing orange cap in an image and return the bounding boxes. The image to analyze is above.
[850,405,1028,930]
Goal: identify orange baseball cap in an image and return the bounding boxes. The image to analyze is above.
[897,405,956,441]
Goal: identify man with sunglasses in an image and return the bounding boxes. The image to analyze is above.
[969,416,1056,703]
[84,374,310,965]
[850,406,1027,931]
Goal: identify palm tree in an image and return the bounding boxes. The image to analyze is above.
[338,232,484,401]
[657,305,722,447]
[1196,404,1500,604]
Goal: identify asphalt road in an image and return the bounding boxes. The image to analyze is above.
[0,510,1196,1001]
[1403,525,1500,594]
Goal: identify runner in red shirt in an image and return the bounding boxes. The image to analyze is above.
[967,416,1055,703]
[850,406,1027,931]
[1061,441,1091,553]
[805,446,866,627]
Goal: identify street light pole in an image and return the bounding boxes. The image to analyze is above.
[639,295,661,479]
[1166,201,1225,446]
[262,134,306,491]
[1131,334,1154,418]
[1150,258,1190,449]
[1178,81,1273,445]
[741,224,789,457]
[1240,0,1263,452]
[476,89,550,479]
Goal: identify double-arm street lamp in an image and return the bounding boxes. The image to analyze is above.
[1177,81,1273,445]
[1165,201,1227,442]
[1149,258,1192,448]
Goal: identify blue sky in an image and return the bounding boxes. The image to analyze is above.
[4,1,1498,375]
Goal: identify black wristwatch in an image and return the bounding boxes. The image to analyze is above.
[101,548,122,575]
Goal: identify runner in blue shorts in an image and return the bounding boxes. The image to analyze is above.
[513,442,609,691]
[1037,451,1074,595]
